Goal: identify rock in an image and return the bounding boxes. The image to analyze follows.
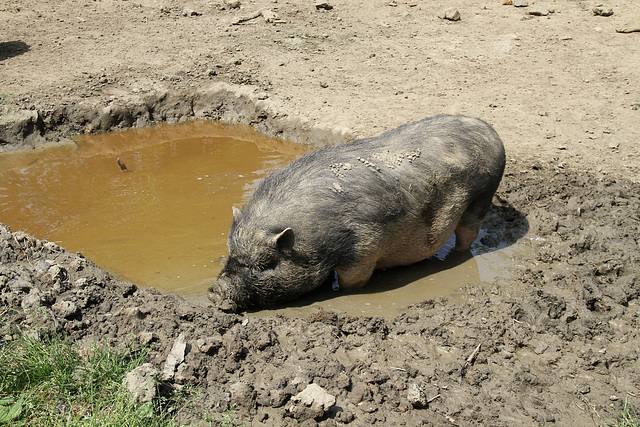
[182,9,202,17]
[528,5,550,16]
[224,0,241,9]
[8,277,31,293]
[51,300,79,319]
[287,383,336,420]
[196,335,222,354]
[138,331,159,346]
[261,9,279,23]
[513,0,528,6]
[336,373,351,390]
[270,389,290,407]
[162,333,187,381]
[593,7,613,17]
[123,363,160,403]
[315,1,333,11]
[123,306,146,319]
[439,7,461,21]
[21,288,43,310]
[407,383,427,407]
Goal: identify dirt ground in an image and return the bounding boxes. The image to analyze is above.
[1,0,640,425]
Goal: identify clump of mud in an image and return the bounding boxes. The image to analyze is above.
[2,158,639,425]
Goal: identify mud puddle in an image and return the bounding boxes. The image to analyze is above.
[0,121,529,318]
[0,121,304,298]
[248,230,527,318]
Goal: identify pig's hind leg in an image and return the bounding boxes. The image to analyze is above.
[335,261,377,290]
[453,191,495,251]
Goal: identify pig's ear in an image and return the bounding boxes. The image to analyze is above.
[232,206,242,222]
[270,228,295,251]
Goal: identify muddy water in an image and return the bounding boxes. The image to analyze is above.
[0,121,522,318]
[0,121,304,298]
[252,231,523,318]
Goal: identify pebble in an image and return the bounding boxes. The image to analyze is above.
[51,300,79,319]
[162,333,187,381]
[513,0,528,6]
[224,0,241,9]
[315,1,333,11]
[287,384,336,419]
[123,363,160,403]
[593,7,613,16]
[407,383,427,407]
[261,9,279,23]
[182,8,202,17]
[439,7,461,21]
[528,5,550,16]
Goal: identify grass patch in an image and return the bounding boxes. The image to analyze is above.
[0,331,186,426]
[609,400,640,427]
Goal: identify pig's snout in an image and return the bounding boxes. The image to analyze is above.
[208,276,239,312]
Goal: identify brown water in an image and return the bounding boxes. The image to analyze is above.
[0,121,520,318]
[0,121,305,298]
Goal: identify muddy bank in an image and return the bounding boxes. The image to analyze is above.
[0,83,353,152]
[2,156,639,425]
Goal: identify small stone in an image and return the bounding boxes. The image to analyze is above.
[407,383,427,407]
[270,389,290,407]
[439,7,461,21]
[182,8,202,16]
[123,363,159,403]
[287,383,336,420]
[224,0,241,9]
[21,289,43,310]
[529,5,550,16]
[138,331,159,346]
[8,277,31,293]
[261,9,279,23]
[593,7,613,16]
[336,373,351,389]
[534,342,549,355]
[578,383,591,394]
[51,300,79,319]
[513,0,528,6]
[162,333,187,381]
[196,335,222,354]
[315,1,333,11]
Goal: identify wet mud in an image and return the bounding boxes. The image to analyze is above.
[2,151,638,425]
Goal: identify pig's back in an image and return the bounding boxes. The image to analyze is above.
[245,115,504,249]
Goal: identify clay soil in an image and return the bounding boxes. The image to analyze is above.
[1,0,640,425]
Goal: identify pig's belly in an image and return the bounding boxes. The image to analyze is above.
[374,220,457,269]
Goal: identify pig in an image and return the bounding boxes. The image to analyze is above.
[208,114,506,310]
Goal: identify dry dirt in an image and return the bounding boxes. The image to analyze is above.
[1,0,640,425]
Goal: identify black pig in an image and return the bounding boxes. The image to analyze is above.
[209,114,505,310]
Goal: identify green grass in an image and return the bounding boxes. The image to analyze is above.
[0,331,186,426]
[609,400,640,427]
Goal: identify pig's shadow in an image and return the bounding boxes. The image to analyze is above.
[248,198,528,311]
